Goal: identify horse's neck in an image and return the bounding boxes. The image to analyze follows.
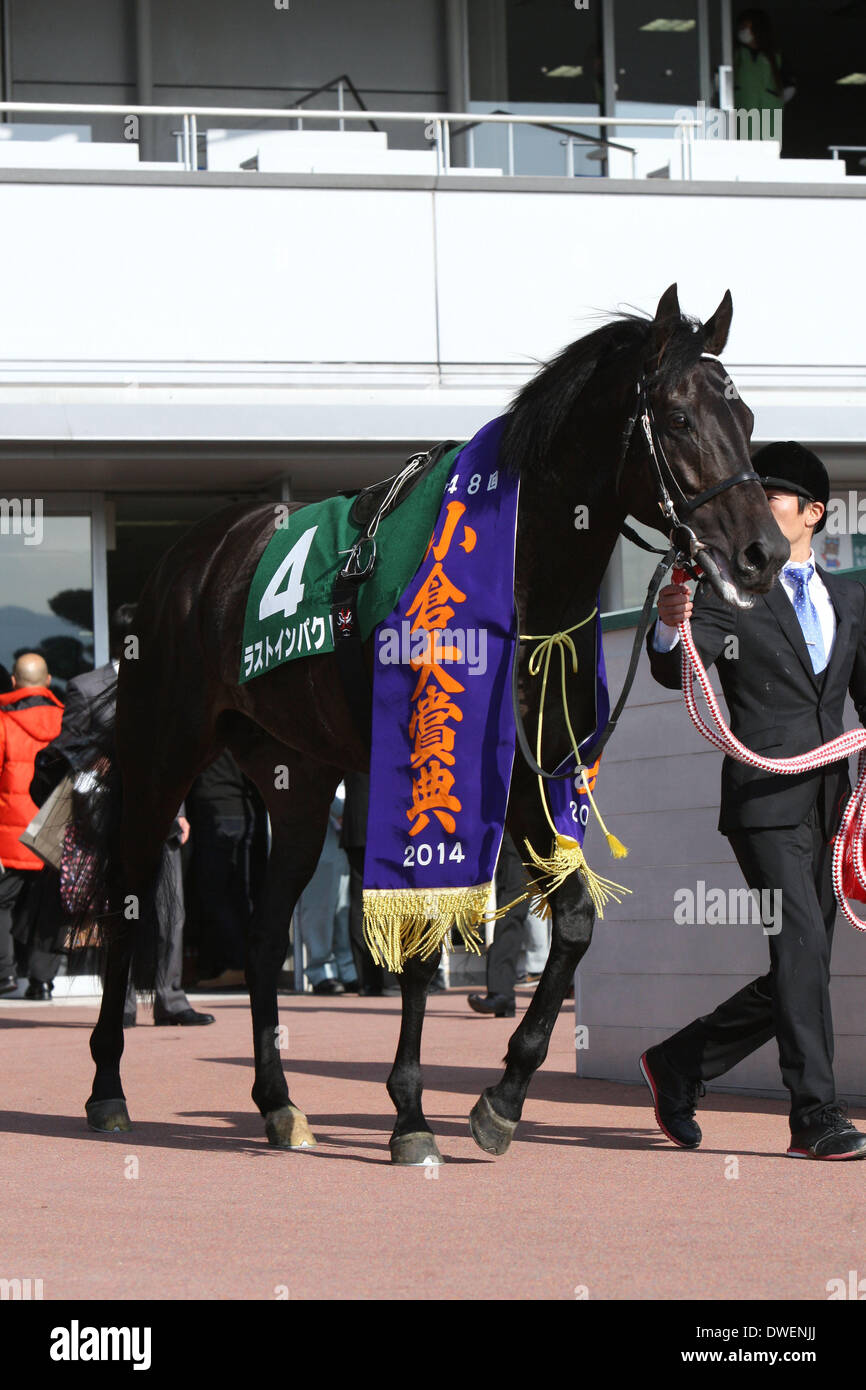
[515,468,625,635]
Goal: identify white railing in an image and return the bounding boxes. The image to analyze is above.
[0,101,701,179]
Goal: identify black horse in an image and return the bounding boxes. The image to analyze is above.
[78,284,786,1162]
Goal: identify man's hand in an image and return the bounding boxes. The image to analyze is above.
[177,816,190,845]
[657,582,693,628]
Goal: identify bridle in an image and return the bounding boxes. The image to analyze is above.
[514,367,765,781]
[620,370,763,576]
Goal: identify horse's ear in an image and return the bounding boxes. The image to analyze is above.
[649,283,682,365]
[702,290,733,356]
[654,284,681,322]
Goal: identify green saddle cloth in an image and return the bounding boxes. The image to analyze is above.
[240,448,460,684]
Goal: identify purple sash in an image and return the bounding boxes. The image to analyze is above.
[363,417,519,966]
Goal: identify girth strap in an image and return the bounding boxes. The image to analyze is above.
[331,572,373,742]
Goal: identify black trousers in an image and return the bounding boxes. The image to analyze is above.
[0,868,33,976]
[485,831,531,1001]
[124,841,188,1021]
[11,866,66,982]
[663,805,836,1133]
[192,809,258,975]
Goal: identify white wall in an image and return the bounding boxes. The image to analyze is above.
[0,174,865,450]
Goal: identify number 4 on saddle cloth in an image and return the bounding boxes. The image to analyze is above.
[239,440,461,701]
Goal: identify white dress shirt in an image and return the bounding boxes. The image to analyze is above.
[652,551,837,658]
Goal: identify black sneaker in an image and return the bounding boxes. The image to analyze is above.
[787,1103,866,1160]
[640,1045,705,1149]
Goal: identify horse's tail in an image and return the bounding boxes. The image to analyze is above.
[60,684,126,961]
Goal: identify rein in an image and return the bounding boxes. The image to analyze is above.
[672,565,866,931]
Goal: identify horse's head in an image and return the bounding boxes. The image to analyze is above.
[624,284,788,607]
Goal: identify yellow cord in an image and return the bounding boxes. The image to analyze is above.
[520,607,626,855]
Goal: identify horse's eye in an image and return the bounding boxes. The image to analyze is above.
[669,412,690,431]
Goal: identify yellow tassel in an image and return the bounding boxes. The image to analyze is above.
[362,884,491,972]
[605,832,629,859]
[523,833,631,921]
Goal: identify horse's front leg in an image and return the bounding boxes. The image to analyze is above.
[469,874,594,1155]
[386,948,444,1165]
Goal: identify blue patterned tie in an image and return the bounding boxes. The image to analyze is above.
[784,563,827,674]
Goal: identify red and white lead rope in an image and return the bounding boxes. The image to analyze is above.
[671,566,866,931]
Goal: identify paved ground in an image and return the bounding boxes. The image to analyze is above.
[1,986,863,1301]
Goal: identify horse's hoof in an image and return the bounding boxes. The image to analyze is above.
[389,1131,444,1166]
[265,1104,317,1149]
[469,1092,517,1156]
[86,1098,132,1133]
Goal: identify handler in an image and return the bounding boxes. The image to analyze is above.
[641,442,866,1160]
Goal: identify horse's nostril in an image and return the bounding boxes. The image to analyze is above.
[740,541,769,573]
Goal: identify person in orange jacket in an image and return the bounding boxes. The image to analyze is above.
[0,652,63,996]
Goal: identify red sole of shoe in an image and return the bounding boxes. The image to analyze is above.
[639,1051,699,1150]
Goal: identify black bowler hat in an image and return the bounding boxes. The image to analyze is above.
[753,441,830,534]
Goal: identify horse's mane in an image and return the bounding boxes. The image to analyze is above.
[500,309,709,481]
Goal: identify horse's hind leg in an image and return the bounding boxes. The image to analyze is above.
[387,949,444,1165]
[86,931,136,1132]
[227,728,339,1148]
[469,869,595,1157]
[88,699,219,1132]
[87,810,193,1132]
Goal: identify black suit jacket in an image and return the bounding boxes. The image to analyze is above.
[646,568,866,838]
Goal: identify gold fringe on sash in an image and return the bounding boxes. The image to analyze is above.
[522,832,631,920]
[363,884,492,972]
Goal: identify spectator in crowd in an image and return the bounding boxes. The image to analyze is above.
[734,8,794,143]
[340,771,402,996]
[0,652,64,997]
[11,865,66,1001]
[187,749,266,989]
[522,904,551,985]
[468,830,531,1018]
[294,783,358,995]
[341,772,378,993]
[0,663,12,695]
[41,603,213,1026]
